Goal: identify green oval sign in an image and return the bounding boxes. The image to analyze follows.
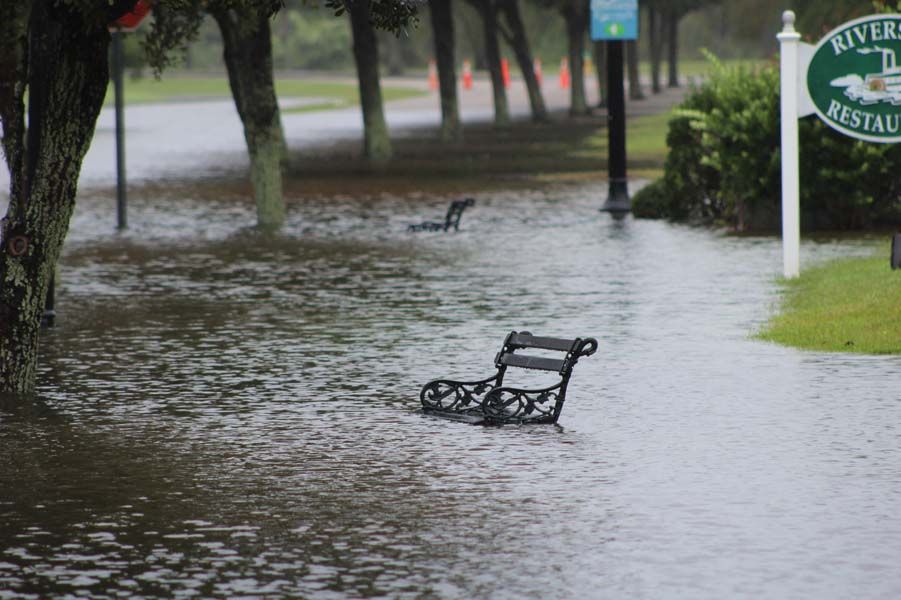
[807,14,901,143]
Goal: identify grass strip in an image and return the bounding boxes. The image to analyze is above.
[104,76,424,108]
[569,110,670,179]
[757,248,901,354]
[285,108,671,190]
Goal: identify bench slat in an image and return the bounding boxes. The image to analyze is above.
[497,352,566,372]
[508,333,575,352]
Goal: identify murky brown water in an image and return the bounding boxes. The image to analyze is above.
[2,181,900,599]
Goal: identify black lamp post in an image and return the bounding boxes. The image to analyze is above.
[601,40,630,214]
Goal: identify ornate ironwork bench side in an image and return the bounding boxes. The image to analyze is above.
[420,331,598,425]
[408,197,475,232]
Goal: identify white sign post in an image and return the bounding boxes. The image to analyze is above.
[777,11,815,278]
[778,11,802,279]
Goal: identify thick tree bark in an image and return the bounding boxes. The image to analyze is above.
[348,1,393,163]
[0,1,111,393]
[0,1,31,206]
[592,40,607,108]
[471,0,510,127]
[666,9,680,88]
[648,3,662,94]
[498,0,547,122]
[429,0,463,142]
[626,39,644,100]
[212,8,286,231]
[561,0,589,116]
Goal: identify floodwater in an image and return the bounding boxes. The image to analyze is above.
[1,176,900,599]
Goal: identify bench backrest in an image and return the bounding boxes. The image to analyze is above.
[444,197,475,231]
[494,331,598,377]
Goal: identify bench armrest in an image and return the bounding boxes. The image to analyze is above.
[420,372,502,413]
[482,382,565,424]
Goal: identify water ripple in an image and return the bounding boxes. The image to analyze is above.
[1,182,899,599]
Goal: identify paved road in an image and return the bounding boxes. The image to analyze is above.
[1,73,686,193]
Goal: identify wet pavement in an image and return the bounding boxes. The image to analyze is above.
[1,77,900,599]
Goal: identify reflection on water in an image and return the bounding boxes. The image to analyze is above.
[2,182,900,599]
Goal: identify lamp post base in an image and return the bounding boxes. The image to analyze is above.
[601,178,631,213]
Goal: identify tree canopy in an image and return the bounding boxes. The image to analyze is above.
[141,0,420,74]
[795,0,874,35]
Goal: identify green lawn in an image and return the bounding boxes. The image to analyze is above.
[627,111,670,161]
[757,248,901,354]
[109,58,758,108]
[639,58,770,80]
[104,76,425,110]
[544,58,769,81]
[571,110,671,179]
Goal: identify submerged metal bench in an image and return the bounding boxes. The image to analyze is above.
[420,331,598,425]
[408,197,475,232]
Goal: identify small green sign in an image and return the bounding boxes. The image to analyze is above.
[590,0,638,41]
[807,14,901,143]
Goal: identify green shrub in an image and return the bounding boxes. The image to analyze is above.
[640,54,901,231]
[659,92,721,222]
[632,179,669,219]
[799,119,901,229]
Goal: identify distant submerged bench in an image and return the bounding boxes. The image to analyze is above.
[419,331,598,425]
[408,197,475,232]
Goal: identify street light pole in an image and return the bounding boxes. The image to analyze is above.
[602,39,630,213]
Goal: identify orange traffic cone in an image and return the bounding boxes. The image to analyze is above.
[501,58,511,88]
[533,57,543,86]
[560,57,570,89]
[462,59,473,90]
[428,59,438,91]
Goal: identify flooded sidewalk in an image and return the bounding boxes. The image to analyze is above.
[2,70,898,599]
[2,180,900,599]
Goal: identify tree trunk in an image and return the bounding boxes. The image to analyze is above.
[562,0,589,116]
[592,40,607,108]
[626,39,644,100]
[0,1,111,393]
[472,0,510,127]
[349,1,393,163]
[212,8,287,231]
[648,3,662,94]
[666,9,680,88]
[0,1,30,206]
[429,0,463,142]
[498,0,547,122]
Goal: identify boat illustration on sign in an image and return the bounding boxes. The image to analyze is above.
[833,45,901,105]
